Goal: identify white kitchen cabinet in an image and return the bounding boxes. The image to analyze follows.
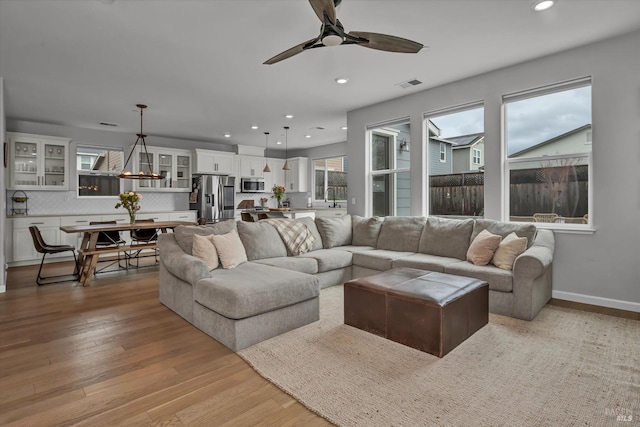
[168,211,197,222]
[7,132,70,191]
[314,208,347,218]
[133,147,191,192]
[12,216,61,262]
[264,158,286,192]
[284,157,309,192]
[238,155,266,178]
[192,149,235,175]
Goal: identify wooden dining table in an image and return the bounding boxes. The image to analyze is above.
[60,220,194,286]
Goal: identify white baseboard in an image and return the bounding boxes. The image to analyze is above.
[552,290,640,313]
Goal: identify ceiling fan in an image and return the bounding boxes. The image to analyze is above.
[264,0,423,65]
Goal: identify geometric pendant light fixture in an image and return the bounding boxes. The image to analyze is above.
[263,131,271,173]
[282,126,291,171]
[119,104,162,179]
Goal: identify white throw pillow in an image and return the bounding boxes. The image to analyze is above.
[211,230,248,269]
[192,234,219,270]
[466,229,502,266]
[492,232,528,270]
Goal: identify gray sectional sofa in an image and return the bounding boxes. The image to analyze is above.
[159,215,554,351]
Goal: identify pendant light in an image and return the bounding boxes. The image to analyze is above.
[282,126,291,170]
[263,132,271,173]
[119,104,161,180]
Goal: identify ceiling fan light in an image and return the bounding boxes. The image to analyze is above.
[322,34,343,47]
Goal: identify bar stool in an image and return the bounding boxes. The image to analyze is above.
[29,225,79,286]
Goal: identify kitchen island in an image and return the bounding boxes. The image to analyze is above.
[239,209,316,221]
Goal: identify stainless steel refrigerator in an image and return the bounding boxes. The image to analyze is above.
[189,175,236,223]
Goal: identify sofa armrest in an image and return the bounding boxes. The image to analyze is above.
[513,229,554,279]
[158,233,210,286]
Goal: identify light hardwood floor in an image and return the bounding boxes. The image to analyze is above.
[1,262,333,426]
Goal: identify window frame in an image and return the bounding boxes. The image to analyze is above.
[76,144,124,198]
[502,77,593,231]
[472,148,481,165]
[312,156,348,203]
[439,142,446,163]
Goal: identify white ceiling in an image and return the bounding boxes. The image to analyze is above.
[1,0,640,151]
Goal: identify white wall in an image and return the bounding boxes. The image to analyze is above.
[347,30,640,310]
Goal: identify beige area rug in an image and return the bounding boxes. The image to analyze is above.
[238,285,640,426]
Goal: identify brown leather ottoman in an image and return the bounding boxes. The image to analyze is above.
[344,267,488,357]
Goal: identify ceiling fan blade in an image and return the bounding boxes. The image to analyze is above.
[348,31,423,53]
[309,0,336,24]
[264,38,318,65]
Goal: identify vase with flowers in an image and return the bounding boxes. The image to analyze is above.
[115,191,142,224]
[271,185,285,208]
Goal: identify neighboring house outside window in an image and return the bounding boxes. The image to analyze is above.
[77,145,124,197]
[473,148,481,165]
[369,121,411,217]
[504,78,592,227]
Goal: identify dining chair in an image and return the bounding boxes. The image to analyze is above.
[29,225,79,285]
[129,219,159,268]
[89,221,128,272]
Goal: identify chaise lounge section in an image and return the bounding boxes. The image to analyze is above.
[159,215,554,351]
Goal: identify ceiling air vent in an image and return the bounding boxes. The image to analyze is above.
[99,121,119,127]
[396,79,422,89]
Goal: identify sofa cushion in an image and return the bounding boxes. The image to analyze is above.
[377,216,426,252]
[352,249,415,271]
[237,221,287,260]
[492,232,528,270]
[211,230,248,269]
[195,263,320,319]
[418,217,474,260]
[174,221,237,255]
[352,215,384,247]
[467,229,502,266]
[297,217,323,251]
[316,214,352,248]
[444,261,514,293]
[331,245,376,253]
[192,234,219,270]
[253,256,318,274]
[298,249,353,273]
[471,219,537,249]
[392,253,462,273]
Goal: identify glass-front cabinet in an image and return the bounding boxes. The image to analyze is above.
[132,146,191,192]
[8,132,70,190]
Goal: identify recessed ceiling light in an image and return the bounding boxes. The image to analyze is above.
[276,141,282,145]
[250,125,259,130]
[335,77,349,84]
[305,134,311,138]
[532,0,556,11]
[224,133,231,138]
[284,114,294,119]
[341,126,348,130]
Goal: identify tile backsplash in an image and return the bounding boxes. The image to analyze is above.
[6,190,189,216]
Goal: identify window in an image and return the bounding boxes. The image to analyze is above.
[369,121,411,216]
[504,78,592,227]
[76,145,123,197]
[314,156,348,204]
[473,148,481,165]
[425,104,485,217]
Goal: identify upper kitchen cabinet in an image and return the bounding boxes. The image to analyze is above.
[133,146,192,192]
[284,157,309,192]
[192,149,235,175]
[7,132,70,191]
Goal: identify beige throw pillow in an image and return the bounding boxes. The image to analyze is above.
[492,232,528,270]
[466,229,502,266]
[211,230,248,269]
[192,234,219,270]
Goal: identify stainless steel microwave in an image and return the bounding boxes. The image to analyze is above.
[240,177,265,193]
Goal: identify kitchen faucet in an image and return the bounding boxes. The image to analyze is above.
[325,187,337,208]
